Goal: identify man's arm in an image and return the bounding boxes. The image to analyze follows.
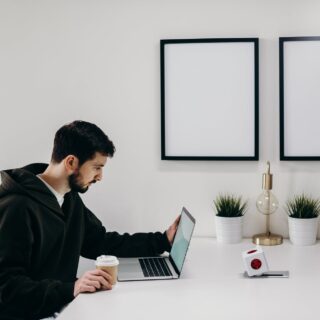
[80,207,178,259]
[0,200,74,319]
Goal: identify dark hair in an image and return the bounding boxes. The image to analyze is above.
[51,121,115,165]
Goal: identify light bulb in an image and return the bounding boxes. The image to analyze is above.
[256,190,279,215]
[252,161,283,246]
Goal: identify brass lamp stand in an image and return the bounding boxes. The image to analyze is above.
[252,161,283,246]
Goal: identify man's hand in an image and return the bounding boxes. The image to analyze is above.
[166,215,181,245]
[74,269,113,297]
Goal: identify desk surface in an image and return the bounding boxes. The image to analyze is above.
[58,238,320,320]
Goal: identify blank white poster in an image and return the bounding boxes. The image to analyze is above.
[283,40,320,157]
[162,40,258,159]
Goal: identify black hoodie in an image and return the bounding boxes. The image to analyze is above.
[0,164,171,319]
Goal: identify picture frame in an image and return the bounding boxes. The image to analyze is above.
[280,36,320,160]
[160,38,259,160]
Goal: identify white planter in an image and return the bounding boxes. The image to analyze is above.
[288,216,319,246]
[215,216,243,244]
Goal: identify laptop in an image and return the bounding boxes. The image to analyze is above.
[118,207,196,281]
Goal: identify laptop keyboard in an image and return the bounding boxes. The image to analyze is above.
[138,257,173,277]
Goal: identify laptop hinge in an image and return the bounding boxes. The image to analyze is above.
[168,255,180,277]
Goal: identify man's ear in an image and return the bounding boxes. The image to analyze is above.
[64,155,79,174]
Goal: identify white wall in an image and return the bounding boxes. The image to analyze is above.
[1,0,320,249]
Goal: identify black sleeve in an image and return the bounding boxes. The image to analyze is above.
[0,199,74,319]
[80,206,172,259]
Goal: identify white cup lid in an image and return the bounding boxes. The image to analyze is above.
[95,255,119,267]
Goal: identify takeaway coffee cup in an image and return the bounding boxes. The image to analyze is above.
[95,255,119,285]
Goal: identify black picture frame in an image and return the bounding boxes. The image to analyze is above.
[161,38,259,161]
[280,36,320,161]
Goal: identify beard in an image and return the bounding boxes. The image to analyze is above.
[68,171,96,194]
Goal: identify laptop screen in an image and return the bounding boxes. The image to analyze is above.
[169,207,195,274]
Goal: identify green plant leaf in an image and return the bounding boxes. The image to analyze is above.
[213,194,248,217]
[286,194,320,219]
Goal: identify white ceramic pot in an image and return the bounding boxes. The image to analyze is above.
[288,216,319,246]
[215,215,243,244]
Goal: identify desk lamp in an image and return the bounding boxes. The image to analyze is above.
[252,161,283,246]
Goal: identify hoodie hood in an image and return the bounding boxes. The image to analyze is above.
[0,163,64,216]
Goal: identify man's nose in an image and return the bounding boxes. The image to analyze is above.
[95,172,103,181]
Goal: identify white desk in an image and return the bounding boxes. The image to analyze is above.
[58,238,320,320]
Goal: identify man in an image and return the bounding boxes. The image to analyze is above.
[0,121,179,319]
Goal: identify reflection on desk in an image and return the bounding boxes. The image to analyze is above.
[58,238,320,320]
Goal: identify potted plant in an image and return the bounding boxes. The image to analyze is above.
[286,194,320,245]
[213,194,248,244]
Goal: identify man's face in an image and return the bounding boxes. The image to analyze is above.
[68,152,107,193]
